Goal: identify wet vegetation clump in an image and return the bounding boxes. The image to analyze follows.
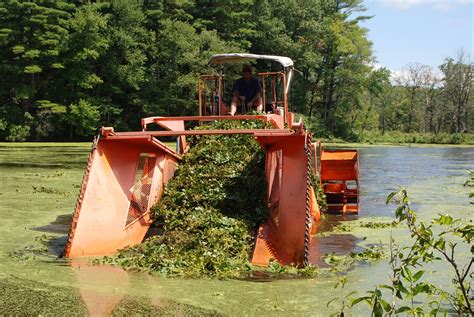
[323,245,387,272]
[106,120,271,277]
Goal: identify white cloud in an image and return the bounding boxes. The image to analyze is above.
[377,0,473,10]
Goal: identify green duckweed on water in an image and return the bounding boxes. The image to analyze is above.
[0,277,88,316]
[1,141,473,315]
[109,295,223,316]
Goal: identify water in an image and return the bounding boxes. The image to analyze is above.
[0,144,472,315]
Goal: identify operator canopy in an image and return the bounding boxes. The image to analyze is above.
[209,53,293,68]
[209,53,294,94]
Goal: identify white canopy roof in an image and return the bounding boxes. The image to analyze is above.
[209,53,294,68]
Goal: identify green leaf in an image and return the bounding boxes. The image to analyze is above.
[395,283,409,295]
[351,296,371,306]
[379,299,392,312]
[379,285,394,291]
[396,306,411,313]
[12,45,25,54]
[401,266,412,281]
[412,270,424,282]
[375,288,382,298]
[395,206,405,219]
[24,65,42,74]
[51,63,65,69]
[435,239,446,251]
[24,49,41,59]
[373,302,384,317]
[386,191,397,205]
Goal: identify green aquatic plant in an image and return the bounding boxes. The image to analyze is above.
[0,277,87,315]
[104,120,266,277]
[263,261,319,277]
[359,221,399,229]
[310,173,327,211]
[110,295,223,316]
[329,186,473,316]
[104,120,322,278]
[327,220,399,235]
[323,244,387,272]
[32,185,72,196]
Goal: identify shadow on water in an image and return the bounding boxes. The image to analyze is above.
[34,214,72,234]
[32,214,72,257]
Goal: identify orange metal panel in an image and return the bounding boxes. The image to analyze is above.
[309,186,320,235]
[103,129,294,138]
[251,134,310,266]
[320,148,360,214]
[321,150,357,161]
[65,137,180,258]
[321,169,357,181]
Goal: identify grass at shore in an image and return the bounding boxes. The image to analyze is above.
[1,131,473,149]
[323,131,474,145]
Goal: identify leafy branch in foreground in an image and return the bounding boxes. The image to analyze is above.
[464,170,474,204]
[329,186,473,316]
[387,189,473,314]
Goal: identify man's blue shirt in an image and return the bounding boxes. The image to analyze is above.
[233,77,261,102]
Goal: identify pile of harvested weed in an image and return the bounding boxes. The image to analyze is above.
[106,120,268,277]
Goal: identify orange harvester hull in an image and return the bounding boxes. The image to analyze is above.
[64,115,320,267]
[320,149,359,214]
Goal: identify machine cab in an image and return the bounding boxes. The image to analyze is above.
[198,53,294,123]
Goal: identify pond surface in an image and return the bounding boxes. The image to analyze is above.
[0,143,472,316]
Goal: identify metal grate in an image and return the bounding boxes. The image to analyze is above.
[126,154,157,226]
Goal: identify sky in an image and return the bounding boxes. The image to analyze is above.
[360,0,473,72]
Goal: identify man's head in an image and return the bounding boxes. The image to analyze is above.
[242,64,252,80]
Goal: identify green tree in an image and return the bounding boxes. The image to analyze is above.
[0,0,74,140]
[138,17,238,117]
[440,51,473,133]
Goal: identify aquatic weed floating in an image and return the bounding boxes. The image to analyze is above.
[110,121,268,277]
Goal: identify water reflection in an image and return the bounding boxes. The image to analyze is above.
[72,261,128,316]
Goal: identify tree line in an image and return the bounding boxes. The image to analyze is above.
[353,53,473,139]
[0,0,472,142]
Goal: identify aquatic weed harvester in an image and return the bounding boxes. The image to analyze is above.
[64,54,359,267]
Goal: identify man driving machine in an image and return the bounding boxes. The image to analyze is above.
[228,64,263,115]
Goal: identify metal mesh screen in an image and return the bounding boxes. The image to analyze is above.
[126,154,157,226]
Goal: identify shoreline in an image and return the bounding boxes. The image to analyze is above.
[2,141,473,148]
